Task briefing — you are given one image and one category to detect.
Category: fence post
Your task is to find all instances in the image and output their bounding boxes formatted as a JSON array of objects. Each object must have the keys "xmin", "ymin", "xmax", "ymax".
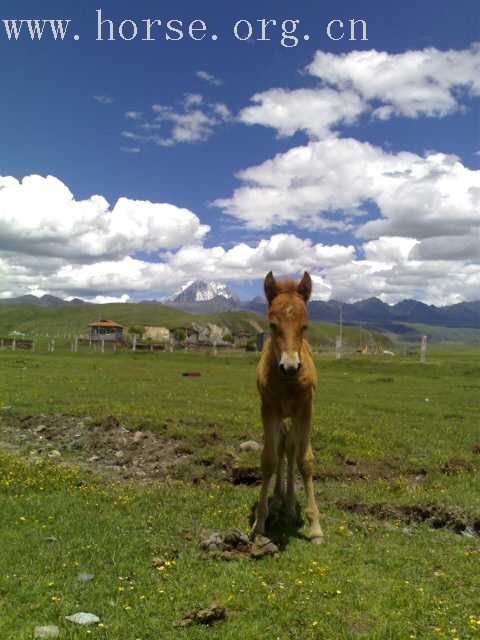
[
  {"xmin": 420, "ymin": 335, "xmax": 427, "ymax": 363},
  {"xmin": 101, "ymin": 339, "xmax": 105, "ymax": 354},
  {"xmin": 335, "ymin": 336, "xmax": 342, "ymax": 360},
  {"xmin": 74, "ymin": 336, "xmax": 78, "ymax": 353},
  {"xmin": 132, "ymin": 335, "xmax": 137, "ymax": 352},
  {"xmin": 213, "ymin": 340, "xmax": 217, "ymax": 356}
]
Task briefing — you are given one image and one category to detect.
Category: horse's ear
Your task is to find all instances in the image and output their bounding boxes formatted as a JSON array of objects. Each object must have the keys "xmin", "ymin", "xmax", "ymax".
[
  {"xmin": 264, "ymin": 271, "xmax": 278, "ymax": 305},
  {"xmin": 297, "ymin": 271, "xmax": 312, "ymax": 302}
]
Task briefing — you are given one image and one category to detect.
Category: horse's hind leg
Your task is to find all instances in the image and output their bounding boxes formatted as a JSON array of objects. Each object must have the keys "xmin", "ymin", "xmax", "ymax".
[{"xmin": 252, "ymin": 404, "xmax": 278, "ymax": 537}]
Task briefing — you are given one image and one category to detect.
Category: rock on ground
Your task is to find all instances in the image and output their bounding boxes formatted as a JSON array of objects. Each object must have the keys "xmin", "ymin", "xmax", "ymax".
[
  {"xmin": 34, "ymin": 626, "xmax": 59, "ymax": 639},
  {"xmin": 65, "ymin": 612, "xmax": 100, "ymax": 625},
  {"xmin": 239, "ymin": 440, "xmax": 261, "ymax": 453}
]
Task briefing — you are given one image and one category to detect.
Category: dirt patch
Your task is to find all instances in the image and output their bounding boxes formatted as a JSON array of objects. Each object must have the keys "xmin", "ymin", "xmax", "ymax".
[
  {"xmin": 338, "ymin": 501, "xmax": 480, "ymax": 537},
  {"xmin": 0, "ymin": 413, "xmax": 197, "ymax": 482},
  {"xmin": 317, "ymin": 457, "xmax": 427, "ymax": 484},
  {"xmin": 440, "ymin": 458, "xmax": 474, "ymax": 475},
  {"xmin": 231, "ymin": 456, "xmax": 427, "ymax": 487}
]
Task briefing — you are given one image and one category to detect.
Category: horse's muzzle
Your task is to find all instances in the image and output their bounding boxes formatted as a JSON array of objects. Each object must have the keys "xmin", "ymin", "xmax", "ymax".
[{"xmin": 279, "ymin": 351, "xmax": 301, "ymax": 376}]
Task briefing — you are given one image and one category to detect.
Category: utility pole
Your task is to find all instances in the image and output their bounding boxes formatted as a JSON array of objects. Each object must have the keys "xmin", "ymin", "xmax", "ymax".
[{"xmin": 336, "ymin": 302, "xmax": 343, "ymax": 360}]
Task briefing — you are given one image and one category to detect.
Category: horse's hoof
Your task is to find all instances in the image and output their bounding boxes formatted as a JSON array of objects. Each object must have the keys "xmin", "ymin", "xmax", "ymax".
[{"xmin": 311, "ymin": 535, "xmax": 325, "ymax": 545}]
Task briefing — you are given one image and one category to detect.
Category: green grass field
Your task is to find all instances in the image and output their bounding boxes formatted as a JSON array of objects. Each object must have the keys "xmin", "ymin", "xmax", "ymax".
[{"xmin": 0, "ymin": 349, "xmax": 479, "ymax": 639}]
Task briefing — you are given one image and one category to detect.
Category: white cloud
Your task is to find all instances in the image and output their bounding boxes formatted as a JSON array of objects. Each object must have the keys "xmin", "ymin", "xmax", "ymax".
[
  {"xmin": 66, "ymin": 293, "xmax": 131, "ymax": 304},
  {"xmin": 196, "ymin": 70, "xmax": 222, "ymax": 86},
  {"xmin": 93, "ymin": 95, "xmax": 114, "ymax": 105},
  {"xmin": 123, "ymin": 95, "xmax": 231, "ymax": 148},
  {"xmin": 0, "ymin": 174, "xmax": 209, "ymax": 260},
  {"xmin": 215, "ymin": 137, "xmax": 480, "ymax": 239},
  {"xmin": 125, "ymin": 111, "xmax": 143, "ymax": 120},
  {"xmin": 307, "ymin": 43, "xmax": 480, "ymax": 119},
  {"xmin": 239, "ymin": 87, "xmax": 365, "ymax": 138}
]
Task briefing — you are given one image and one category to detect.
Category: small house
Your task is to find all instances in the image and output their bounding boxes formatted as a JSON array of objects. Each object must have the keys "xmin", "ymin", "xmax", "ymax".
[
  {"xmin": 88, "ymin": 320, "xmax": 123, "ymax": 341},
  {"xmin": 143, "ymin": 325, "xmax": 170, "ymax": 342}
]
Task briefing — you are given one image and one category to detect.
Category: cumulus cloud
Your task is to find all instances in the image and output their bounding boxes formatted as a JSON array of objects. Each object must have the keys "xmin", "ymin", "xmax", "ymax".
[
  {"xmin": 307, "ymin": 43, "xmax": 480, "ymax": 119},
  {"xmin": 239, "ymin": 88, "xmax": 365, "ymax": 138},
  {"xmin": 215, "ymin": 138, "xmax": 480, "ymax": 239},
  {"xmin": 123, "ymin": 94, "xmax": 231, "ymax": 147},
  {"xmin": 236, "ymin": 44, "xmax": 480, "ymax": 146},
  {"xmin": 410, "ymin": 232, "xmax": 480, "ymax": 261},
  {"xmin": 0, "ymin": 174, "xmax": 209, "ymax": 260}
]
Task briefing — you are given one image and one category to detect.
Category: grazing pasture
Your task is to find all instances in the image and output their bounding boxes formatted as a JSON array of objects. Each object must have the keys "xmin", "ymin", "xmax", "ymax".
[{"xmin": 0, "ymin": 349, "xmax": 479, "ymax": 639}]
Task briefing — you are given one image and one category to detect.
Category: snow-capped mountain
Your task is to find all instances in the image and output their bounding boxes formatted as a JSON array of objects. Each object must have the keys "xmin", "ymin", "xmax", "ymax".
[{"xmin": 170, "ymin": 280, "xmax": 237, "ymax": 303}]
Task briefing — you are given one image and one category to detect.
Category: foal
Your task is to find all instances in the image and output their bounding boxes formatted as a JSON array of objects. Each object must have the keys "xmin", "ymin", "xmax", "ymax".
[{"xmin": 253, "ymin": 271, "xmax": 324, "ymax": 544}]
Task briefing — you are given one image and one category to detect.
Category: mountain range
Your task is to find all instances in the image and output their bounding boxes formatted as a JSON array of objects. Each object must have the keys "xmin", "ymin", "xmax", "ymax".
[{"xmin": 1, "ymin": 282, "xmax": 479, "ymax": 329}]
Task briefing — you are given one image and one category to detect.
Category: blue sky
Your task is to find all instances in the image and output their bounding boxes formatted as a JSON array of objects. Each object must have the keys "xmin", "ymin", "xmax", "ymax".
[{"xmin": 0, "ymin": 0, "xmax": 479, "ymax": 303}]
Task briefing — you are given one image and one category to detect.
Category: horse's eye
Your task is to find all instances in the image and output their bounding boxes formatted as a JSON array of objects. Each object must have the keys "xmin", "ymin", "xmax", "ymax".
[
  {"xmin": 303, "ymin": 324, "xmax": 309, "ymax": 331},
  {"xmin": 269, "ymin": 323, "xmax": 277, "ymax": 331}
]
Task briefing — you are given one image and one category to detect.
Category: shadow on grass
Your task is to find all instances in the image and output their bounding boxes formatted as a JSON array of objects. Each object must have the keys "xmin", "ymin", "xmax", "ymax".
[{"xmin": 249, "ymin": 497, "xmax": 309, "ymax": 550}]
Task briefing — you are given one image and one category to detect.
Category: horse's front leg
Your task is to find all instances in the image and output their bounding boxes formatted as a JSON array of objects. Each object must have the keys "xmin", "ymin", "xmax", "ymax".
[
  {"xmin": 285, "ymin": 429, "xmax": 297, "ymax": 521},
  {"xmin": 252, "ymin": 403, "xmax": 279, "ymax": 537},
  {"xmin": 294, "ymin": 403, "xmax": 324, "ymax": 544},
  {"xmin": 273, "ymin": 425, "xmax": 286, "ymax": 505}
]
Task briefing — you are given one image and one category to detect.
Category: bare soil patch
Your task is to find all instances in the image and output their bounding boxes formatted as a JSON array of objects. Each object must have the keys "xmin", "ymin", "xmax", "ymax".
[
  {"xmin": 0, "ymin": 413, "xmax": 199, "ymax": 482},
  {"xmin": 338, "ymin": 501, "xmax": 480, "ymax": 537}
]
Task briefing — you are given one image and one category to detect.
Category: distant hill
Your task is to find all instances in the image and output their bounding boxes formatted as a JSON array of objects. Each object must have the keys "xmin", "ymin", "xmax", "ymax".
[
  {"xmin": 242, "ymin": 297, "xmax": 480, "ymax": 329},
  {"xmin": 0, "ymin": 301, "xmax": 393, "ymax": 350},
  {"xmin": 1, "ymin": 291, "xmax": 478, "ymax": 342}
]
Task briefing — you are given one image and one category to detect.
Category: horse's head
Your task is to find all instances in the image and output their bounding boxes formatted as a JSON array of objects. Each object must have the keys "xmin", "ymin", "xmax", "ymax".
[{"xmin": 264, "ymin": 271, "xmax": 312, "ymax": 377}]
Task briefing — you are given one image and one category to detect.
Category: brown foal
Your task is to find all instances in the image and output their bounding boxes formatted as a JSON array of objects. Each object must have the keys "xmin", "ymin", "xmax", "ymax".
[{"xmin": 252, "ymin": 271, "xmax": 324, "ymax": 544}]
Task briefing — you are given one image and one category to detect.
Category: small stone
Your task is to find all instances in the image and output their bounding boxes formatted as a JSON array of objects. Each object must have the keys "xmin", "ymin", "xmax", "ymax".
[
  {"xmin": 239, "ymin": 440, "xmax": 261, "ymax": 453},
  {"xmin": 462, "ymin": 527, "xmax": 475, "ymax": 538},
  {"xmin": 34, "ymin": 625, "xmax": 59, "ymax": 638},
  {"xmin": 34, "ymin": 425, "xmax": 47, "ymax": 434},
  {"xmin": 132, "ymin": 431, "xmax": 145, "ymax": 444},
  {"xmin": 88, "ymin": 455, "xmax": 100, "ymax": 462},
  {"xmin": 114, "ymin": 450, "xmax": 124, "ymax": 459},
  {"xmin": 77, "ymin": 572, "xmax": 95, "ymax": 583},
  {"xmin": 43, "ymin": 536, "xmax": 58, "ymax": 543},
  {"xmin": 65, "ymin": 612, "xmax": 100, "ymax": 625},
  {"xmin": 48, "ymin": 450, "xmax": 61, "ymax": 458}
]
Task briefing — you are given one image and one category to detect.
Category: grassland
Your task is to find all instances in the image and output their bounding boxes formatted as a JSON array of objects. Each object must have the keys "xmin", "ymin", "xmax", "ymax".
[{"xmin": 0, "ymin": 348, "xmax": 479, "ymax": 639}]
